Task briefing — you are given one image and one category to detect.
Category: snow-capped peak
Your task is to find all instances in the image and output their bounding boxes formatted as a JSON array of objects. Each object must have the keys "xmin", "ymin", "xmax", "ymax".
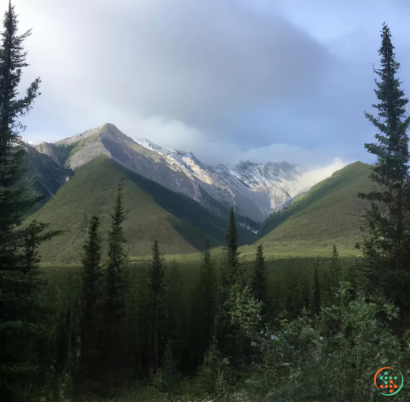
[{"xmin": 135, "ymin": 138, "xmax": 174, "ymax": 155}]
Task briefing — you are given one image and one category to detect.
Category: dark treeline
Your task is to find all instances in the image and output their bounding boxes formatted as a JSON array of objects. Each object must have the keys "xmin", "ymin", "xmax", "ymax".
[{"xmin": 1, "ymin": 2, "xmax": 410, "ymax": 401}]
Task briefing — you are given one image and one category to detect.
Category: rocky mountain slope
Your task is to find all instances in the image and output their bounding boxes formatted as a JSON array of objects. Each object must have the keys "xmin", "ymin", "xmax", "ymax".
[
  {"xmin": 24, "ymin": 145, "xmax": 73, "ymax": 211},
  {"xmin": 34, "ymin": 123, "xmax": 320, "ymax": 223}
]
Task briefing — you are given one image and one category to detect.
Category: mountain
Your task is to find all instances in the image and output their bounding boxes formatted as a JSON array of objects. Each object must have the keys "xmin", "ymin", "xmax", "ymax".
[
  {"xmin": 252, "ymin": 162, "xmax": 373, "ymax": 255},
  {"xmin": 33, "ymin": 123, "xmax": 315, "ymax": 223},
  {"xmin": 27, "ymin": 155, "xmax": 256, "ymax": 263},
  {"xmin": 26, "ymin": 124, "xmax": 373, "ymax": 260}
]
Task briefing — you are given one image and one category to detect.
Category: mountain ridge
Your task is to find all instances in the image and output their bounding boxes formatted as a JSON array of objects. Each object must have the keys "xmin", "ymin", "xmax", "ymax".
[{"xmin": 34, "ymin": 123, "xmax": 335, "ymax": 222}]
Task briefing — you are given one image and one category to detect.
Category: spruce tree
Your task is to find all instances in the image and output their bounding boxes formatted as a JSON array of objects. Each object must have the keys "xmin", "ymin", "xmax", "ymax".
[
  {"xmin": 0, "ymin": 3, "xmax": 58, "ymax": 400},
  {"xmin": 221, "ymin": 207, "xmax": 241, "ymax": 289},
  {"xmin": 329, "ymin": 245, "xmax": 341, "ymax": 281},
  {"xmin": 359, "ymin": 24, "xmax": 410, "ymax": 303},
  {"xmin": 79, "ymin": 216, "xmax": 102, "ymax": 382},
  {"xmin": 0, "ymin": 1, "xmax": 42, "ymax": 269},
  {"xmin": 312, "ymin": 262, "xmax": 321, "ymax": 316},
  {"xmin": 190, "ymin": 240, "xmax": 217, "ymax": 368},
  {"xmin": 215, "ymin": 209, "xmax": 260, "ymax": 377},
  {"xmin": 103, "ymin": 180, "xmax": 127, "ymax": 378},
  {"xmin": 148, "ymin": 239, "xmax": 167, "ymax": 376},
  {"xmin": 252, "ymin": 244, "xmax": 269, "ymax": 318}
]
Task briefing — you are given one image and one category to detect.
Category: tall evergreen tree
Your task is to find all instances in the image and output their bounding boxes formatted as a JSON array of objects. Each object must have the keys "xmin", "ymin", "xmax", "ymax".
[
  {"xmin": 102, "ymin": 180, "xmax": 128, "ymax": 378},
  {"xmin": 190, "ymin": 240, "xmax": 218, "ymax": 368},
  {"xmin": 221, "ymin": 207, "xmax": 241, "ymax": 289},
  {"xmin": 0, "ymin": 4, "xmax": 58, "ymax": 400},
  {"xmin": 148, "ymin": 239, "xmax": 167, "ymax": 376},
  {"xmin": 252, "ymin": 244, "xmax": 269, "ymax": 318},
  {"xmin": 215, "ymin": 209, "xmax": 260, "ymax": 377},
  {"xmin": 312, "ymin": 262, "xmax": 321, "ymax": 316},
  {"xmin": 79, "ymin": 216, "xmax": 103, "ymax": 382},
  {"xmin": 0, "ymin": 1, "xmax": 41, "ymax": 269},
  {"xmin": 329, "ymin": 245, "xmax": 341, "ymax": 281},
  {"xmin": 359, "ymin": 24, "xmax": 410, "ymax": 304}
]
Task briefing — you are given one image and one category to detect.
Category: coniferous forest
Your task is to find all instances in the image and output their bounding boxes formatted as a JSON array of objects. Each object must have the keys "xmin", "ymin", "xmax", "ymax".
[{"xmin": 1, "ymin": 2, "xmax": 410, "ymax": 402}]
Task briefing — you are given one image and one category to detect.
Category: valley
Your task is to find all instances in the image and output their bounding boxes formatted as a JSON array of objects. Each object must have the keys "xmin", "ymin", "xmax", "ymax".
[{"xmin": 27, "ymin": 123, "xmax": 370, "ymax": 263}]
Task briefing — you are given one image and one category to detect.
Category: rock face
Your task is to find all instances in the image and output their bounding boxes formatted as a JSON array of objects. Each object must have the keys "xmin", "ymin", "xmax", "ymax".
[
  {"xmin": 25, "ymin": 145, "xmax": 74, "ymax": 209},
  {"xmin": 34, "ymin": 123, "xmax": 312, "ymax": 222}
]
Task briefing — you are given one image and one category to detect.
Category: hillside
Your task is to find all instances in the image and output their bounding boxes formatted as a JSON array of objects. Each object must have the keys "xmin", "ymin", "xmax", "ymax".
[
  {"xmin": 28, "ymin": 156, "xmax": 256, "ymax": 263},
  {"xmin": 246, "ymin": 162, "xmax": 374, "ymax": 256}
]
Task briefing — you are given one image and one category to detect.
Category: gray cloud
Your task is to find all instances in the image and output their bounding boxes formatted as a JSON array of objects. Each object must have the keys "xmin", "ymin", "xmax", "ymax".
[{"xmin": 8, "ymin": 0, "xmax": 410, "ymax": 166}]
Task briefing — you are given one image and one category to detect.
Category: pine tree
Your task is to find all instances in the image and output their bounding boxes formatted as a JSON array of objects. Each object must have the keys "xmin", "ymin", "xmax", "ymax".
[
  {"xmin": 79, "ymin": 216, "xmax": 103, "ymax": 382},
  {"xmin": 0, "ymin": 1, "xmax": 42, "ymax": 269},
  {"xmin": 329, "ymin": 245, "xmax": 341, "ymax": 281},
  {"xmin": 0, "ymin": 4, "xmax": 58, "ymax": 400},
  {"xmin": 312, "ymin": 261, "xmax": 321, "ymax": 316},
  {"xmin": 148, "ymin": 239, "xmax": 167, "ymax": 376},
  {"xmin": 215, "ymin": 209, "xmax": 260, "ymax": 377},
  {"xmin": 102, "ymin": 180, "xmax": 128, "ymax": 378},
  {"xmin": 190, "ymin": 240, "xmax": 217, "ymax": 368},
  {"xmin": 359, "ymin": 24, "xmax": 410, "ymax": 302},
  {"xmin": 252, "ymin": 244, "xmax": 269, "ymax": 318},
  {"xmin": 221, "ymin": 207, "xmax": 241, "ymax": 289}
]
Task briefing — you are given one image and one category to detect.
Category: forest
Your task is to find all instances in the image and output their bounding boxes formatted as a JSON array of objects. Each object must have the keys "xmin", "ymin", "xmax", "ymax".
[{"xmin": 1, "ymin": 2, "xmax": 410, "ymax": 401}]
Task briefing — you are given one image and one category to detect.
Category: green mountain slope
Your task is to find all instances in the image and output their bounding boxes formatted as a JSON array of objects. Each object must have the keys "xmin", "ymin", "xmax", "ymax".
[
  {"xmin": 28, "ymin": 156, "xmax": 255, "ymax": 263},
  {"xmin": 248, "ymin": 162, "xmax": 374, "ymax": 256}
]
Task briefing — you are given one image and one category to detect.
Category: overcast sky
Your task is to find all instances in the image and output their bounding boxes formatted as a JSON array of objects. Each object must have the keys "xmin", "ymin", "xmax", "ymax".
[{"xmin": 5, "ymin": 0, "xmax": 410, "ymax": 167}]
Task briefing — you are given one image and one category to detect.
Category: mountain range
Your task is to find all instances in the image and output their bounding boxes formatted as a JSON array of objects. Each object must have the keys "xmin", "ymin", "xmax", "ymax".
[
  {"xmin": 32, "ymin": 123, "xmax": 316, "ymax": 223},
  {"xmin": 25, "ymin": 123, "xmax": 373, "ymax": 262}
]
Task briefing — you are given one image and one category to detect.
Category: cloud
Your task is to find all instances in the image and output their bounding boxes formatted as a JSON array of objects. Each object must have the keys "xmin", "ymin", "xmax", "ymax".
[
  {"xmin": 295, "ymin": 158, "xmax": 348, "ymax": 193},
  {"xmin": 121, "ymin": 115, "xmax": 345, "ymax": 167},
  {"xmin": 15, "ymin": 0, "xmax": 330, "ymax": 150},
  {"xmin": 11, "ymin": 0, "xmax": 410, "ymax": 167}
]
